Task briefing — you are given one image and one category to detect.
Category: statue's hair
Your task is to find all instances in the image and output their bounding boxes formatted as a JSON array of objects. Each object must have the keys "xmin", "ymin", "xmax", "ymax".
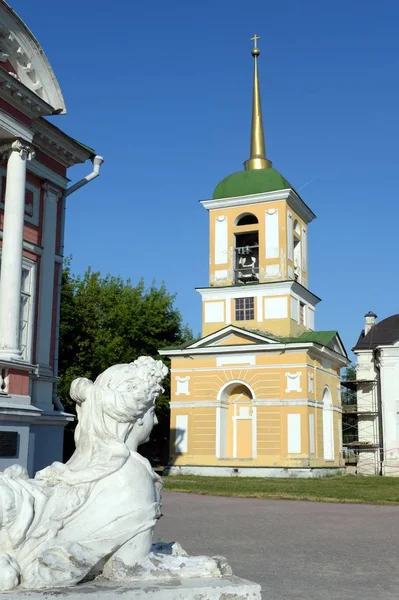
[{"xmin": 70, "ymin": 356, "xmax": 168, "ymax": 423}]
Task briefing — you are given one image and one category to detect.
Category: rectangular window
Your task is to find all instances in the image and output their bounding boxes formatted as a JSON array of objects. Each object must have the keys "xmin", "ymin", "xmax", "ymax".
[
  {"xmin": 0, "ymin": 257, "xmax": 35, "ymax": 362},
  {"xmin": 19, "ymin": 263, "xmax": 35, "ymax": 362},
  {"xmin": 235, "ymin": 297, "xmax": 254, "ymax": 321}
]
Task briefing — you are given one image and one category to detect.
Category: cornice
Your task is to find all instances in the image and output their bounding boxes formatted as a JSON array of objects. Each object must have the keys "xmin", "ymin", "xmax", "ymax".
[
  {"xmin": 0, "ymin": 68, "xmax": 54, "ymax": 117},
  {"xmin": 200, "ymin": 188, "xmax": 316, "ymax": 224},
  {"xmin": 196, "ymin": 280, "xmax": 321, "ymax": 307},
  {"xmin": 160, "ymin": 341, "xmax": 348, "ymax": 365},
  {"xmin": 32, "ymin": 119, "xmax": 93, "ymax": 167}
]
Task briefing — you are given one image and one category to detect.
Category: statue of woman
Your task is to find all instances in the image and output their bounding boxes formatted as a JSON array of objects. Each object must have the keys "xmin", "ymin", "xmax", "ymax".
[{"xmin": 0, "ymin": 357, "xmax": 168, "ymax": 590}]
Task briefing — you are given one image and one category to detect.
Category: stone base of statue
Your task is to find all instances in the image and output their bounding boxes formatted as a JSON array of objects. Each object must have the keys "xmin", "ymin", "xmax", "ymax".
[{"xmin": 7, "ymin": 576, "xmax": 261, "ymax": 600}]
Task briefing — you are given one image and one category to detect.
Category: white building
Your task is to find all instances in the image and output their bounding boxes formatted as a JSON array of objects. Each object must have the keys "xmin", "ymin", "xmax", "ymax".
[
  {"xmin": 0, "ymin": 2, "xmax": 102, "ymax": 474},
  {"xmin": 352, "ymin": 312, "xmax": 399, "ymax": 475}
]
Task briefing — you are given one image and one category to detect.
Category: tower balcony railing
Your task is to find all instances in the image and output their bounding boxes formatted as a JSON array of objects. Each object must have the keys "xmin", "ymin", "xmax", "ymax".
[{"xmin": 234, "ymin": 267, "xmax": 259, "ymax": 284}]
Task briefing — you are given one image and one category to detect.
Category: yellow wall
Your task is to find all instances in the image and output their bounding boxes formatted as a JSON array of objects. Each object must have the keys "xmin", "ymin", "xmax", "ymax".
[
  {"xmin": 208, "ymin": 201, "xmax": 307, "ymax": 288},
  {"xmin": 169, "ymin": 347, "xmax": 344, "ymax": 470},
  {"xmin": 201, "ymin": 296, "xmax": 312, "ymax": 338}
]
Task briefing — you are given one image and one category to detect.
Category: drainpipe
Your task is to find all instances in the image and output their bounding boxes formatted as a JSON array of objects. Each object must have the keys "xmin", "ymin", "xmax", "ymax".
[
  {"xmin": 52, "ymin": 155, "xmax": 104, "ymax": 412},
  {"xmin": 373, "ymin": 348, "xmax": 384, "ymax": 476},
  {"xmin": 65, "ymin": 155, "xmax": 104, "ymax": 197}
]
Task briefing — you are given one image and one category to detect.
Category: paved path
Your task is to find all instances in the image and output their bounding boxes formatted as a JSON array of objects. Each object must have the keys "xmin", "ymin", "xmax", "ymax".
[{"xmin": 155, "ymin": 492, "xmax": 399, "ymax": 600}]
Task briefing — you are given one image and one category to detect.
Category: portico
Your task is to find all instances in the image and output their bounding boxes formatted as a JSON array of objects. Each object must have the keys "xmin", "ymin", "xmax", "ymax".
[{"xmin": 0, "ymin": 2, "xmax": 103, "ymax": 474}]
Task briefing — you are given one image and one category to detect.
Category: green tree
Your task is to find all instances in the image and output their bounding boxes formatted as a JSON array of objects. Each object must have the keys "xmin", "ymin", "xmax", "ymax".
[{"xmin": 58, "ymin": 260, "xmax": 192, "ymax": 462}]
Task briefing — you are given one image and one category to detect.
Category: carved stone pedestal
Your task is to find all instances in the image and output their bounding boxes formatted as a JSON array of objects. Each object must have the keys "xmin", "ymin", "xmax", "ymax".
[{"xmin": 7, "ymin": 576, "xmax": 262, "ymax": 600}]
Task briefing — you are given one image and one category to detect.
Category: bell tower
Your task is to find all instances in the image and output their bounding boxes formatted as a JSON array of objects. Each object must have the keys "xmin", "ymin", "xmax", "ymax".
[{"xmin": 198, "ymin": 36, "xmax": 320, "ymax": 338}]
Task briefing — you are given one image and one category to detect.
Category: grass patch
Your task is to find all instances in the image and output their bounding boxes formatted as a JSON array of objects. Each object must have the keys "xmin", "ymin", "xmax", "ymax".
[{"xmin": 163, "ymin": 474, "xmax": 399, "ymax": 505}]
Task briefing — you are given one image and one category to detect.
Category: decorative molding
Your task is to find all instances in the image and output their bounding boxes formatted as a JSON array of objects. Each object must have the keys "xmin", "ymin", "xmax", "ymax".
[
  {"xmin": 175, "ymin": 376, "xmax": 190, "ymax": 396},
  {"xmin": 287, "ymin": 413, "xmax": 301, "ymax": 454},
  {"xmin": 204, "ymin": 301, "xmax": 225, "ymax": 324},
  {"xmin": 28, "ymin": 159, "xmax": 68, "ymax": 190},
  {"xmin": 264, "ymin": 297, "xmax": 287, "ymax": 320},
  {"xmin": 285, "ymin": 372, "xmax": 302, "ymax": 393},
  {"xmin": 0, "ymin": 139, "xmax": 35, "ymax": 160},
  {"xmin": 308, "ymin": 372, "xmax": 314, "ymax": 394},
  {"xmin": 216, "ymin": 354, "xmax": 255, "ymax": 366},
  {"xmin": 0, "ymin": 68, "xmax": 53, "ymax": 117},
  {"xmin": 0, "ymin": 111, "xmax": 33, "ymax": 142},
  {"xmin": 0, "ymin": 5, "xmax": 66, "ymax": 113},
  {"xmin": 198, "ymin": 280, "xmax": 321, "ymax": 307},
  {"xmin": 32, "ymin": 120, "xmax": 92, "ymax": 167},
  {"xmin": 213, "ymin": 269, "xmax": 228, "ymax": 282},
  {"xmin": 201, "ymin": 188, "xmax": 316, "ymax": 224},
  {"xmin": 214, "ymin": 215, "xmax": 228, "ymax": 265}
]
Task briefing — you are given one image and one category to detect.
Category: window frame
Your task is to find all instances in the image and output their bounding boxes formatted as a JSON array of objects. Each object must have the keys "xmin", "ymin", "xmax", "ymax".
[
  {"xmin": 235, "ymin": 296, "xmax": 255, "ymax": 321},
  {"xmin": 0, "ymin": 252, "xmax": 36, "ymax": 363}
]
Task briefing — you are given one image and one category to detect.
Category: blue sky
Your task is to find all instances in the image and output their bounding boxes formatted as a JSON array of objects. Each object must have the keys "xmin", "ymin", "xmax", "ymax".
[{"xmin": 15, "ymin": 0, "xmax": 399, "ymax": 359}]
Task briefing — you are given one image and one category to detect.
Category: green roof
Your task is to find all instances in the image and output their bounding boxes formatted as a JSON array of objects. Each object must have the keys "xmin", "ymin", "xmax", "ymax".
[
  {"xmin": 277, "ymin": 331, "xmax": 339, "ymax": 346},
  {"xmin": 243, "ymin": 328, "xmax": 339, "ymax": 348},
  {"xmin": 213, "ymin": 168, "xmax": 293, "ymax": 200}
]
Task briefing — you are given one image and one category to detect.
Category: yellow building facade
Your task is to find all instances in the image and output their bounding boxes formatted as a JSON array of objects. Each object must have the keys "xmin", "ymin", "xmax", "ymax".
[{"xmin": 160, "ymin": 38, "xmax": 348, "ymax": 476}]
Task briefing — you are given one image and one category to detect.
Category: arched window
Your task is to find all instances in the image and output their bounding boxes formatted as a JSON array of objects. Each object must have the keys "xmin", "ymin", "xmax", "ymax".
[
  {"xmin": 234, "ymin": 215, "xmax": 259, "ymax": 283},
  {"xmin": 217, "ymin": 381, "xmax": 255, "ymax": 459},
  {"xmin": 235, "ymin": 213, "xmax": 259, "ymax": 226},
  {"xmin": 293, "ymin": 220, "xmax": 301, "ymax": 283}
]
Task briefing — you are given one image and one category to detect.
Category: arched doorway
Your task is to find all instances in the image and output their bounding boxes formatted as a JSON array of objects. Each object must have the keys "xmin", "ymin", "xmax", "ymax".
[
  {"xmin": 322, "ymin": 386, "xmax": 334, "ymax": 460},
  {"xmin": 217, "ymin": 381, "xmax": 255, "ymax": 459}
]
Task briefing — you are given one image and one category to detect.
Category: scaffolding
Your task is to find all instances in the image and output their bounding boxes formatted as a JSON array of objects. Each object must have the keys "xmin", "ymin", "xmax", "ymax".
[{"xmin": 341, "ymin": 378, "xmax": 382, "ymax": 475}]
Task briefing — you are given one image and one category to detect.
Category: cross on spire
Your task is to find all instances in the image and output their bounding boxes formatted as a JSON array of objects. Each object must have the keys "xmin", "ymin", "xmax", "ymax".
[{"xmin": 251, "ymin": 34, "xmax": 261, "ymax": 50}]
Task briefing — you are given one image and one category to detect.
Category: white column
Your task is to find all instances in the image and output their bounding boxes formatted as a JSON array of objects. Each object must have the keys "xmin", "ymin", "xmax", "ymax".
[
  {"xmin": 36, "ymin": 183, "xmax": 60, "ymax": 371},
  {"xmin": 0, "ymin": 140, "xmax": 34, "ymax": 361}
]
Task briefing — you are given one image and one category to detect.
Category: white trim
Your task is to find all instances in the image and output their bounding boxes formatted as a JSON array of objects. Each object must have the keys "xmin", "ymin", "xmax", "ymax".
[
  {"xmin": 28, "ymin": 160, "xmax": 68, "ymax": 190},
  {"xmin": 214, "ymin": 215, "xmax": 228, "ymax": 265},
  {"xmin": 265, "ymin": 208, "xmax": 279, "ymax": 258},
  {"xmin": 309, "ymin": 413, "xmax": 315, "ymax": 454},
  {"xmin": 187, "ymin": 324, "xmax": 279, "ymax": 348},
  {"xmin": 0, "ymin": 111, "xmax": 34, "ymax": 142},
  {"xmin": 175, "ymin": 414, "xmax": 188, "ymax": 453},
  {"xmin": 287, "ymin": 414, "xmax": 301, "ymax": 454},
  {"xmin": 215, "ymin": 405, "xmax": 221, "ymax": 458},
  {"xmin": 233, "ymin": 403, "xmax": 237, "ymax": 458},
  {"xmin": 217, "ymin": 379, "xmax": 256, "ymax": 401},
  {"xmin": 161, "ymin": 341, "xmax": 348, "ymax": 366},
  {"xmin": 0, "ymin": 3, "xmax": 66, "ymax": 112},
  {"xmin": 252, "ymin": 406, "xmax": 257, "ymax": 459},
  {"xmin": 170, "ymin": 399, "xmax": 342, "ymax": 410},
  {"xmin": 197, "ymin": 280, "xmax": 320, "ymax": 307},
  {"xmin": 21, "ymin": 256, "xmax": 36, "ymax": 363},
  {"xmin": 171, "ymin": 364, "xmax": 340, "ymax": 377},
  {"xmin": 36, "ymin": 184, "xmax": 59, "ymax": 370},
  {"xmin": 287, "ymin": 211, "xmax": 293, "ymax": 261},
  {"xmin": 216, "ymin": 354, "xmax": 256, "ymax": 366},
  {"xmin": 201, "ymin": 188, "xmax": 316, "ymax": 224}
]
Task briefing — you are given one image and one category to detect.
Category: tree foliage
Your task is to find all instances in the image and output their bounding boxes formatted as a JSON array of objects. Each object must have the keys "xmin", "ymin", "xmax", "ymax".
[{"xmin": 58, "ymin": 260, "xmax": 192, "ymax": 462}]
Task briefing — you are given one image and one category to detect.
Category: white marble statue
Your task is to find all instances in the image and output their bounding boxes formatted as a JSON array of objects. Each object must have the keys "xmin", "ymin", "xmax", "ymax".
[{"xmin": 0, "ymin": 357, "xmax": 227, "ymax": 592}]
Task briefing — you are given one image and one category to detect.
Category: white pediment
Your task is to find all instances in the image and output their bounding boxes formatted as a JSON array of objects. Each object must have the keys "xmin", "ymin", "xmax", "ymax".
[
  {"xmin": 186, "ymin": 325, "xmax": 278, "ymax": 349},
  {"xmin": 0, "ymin": 3, "xmax": 66, "ymax": 112}
]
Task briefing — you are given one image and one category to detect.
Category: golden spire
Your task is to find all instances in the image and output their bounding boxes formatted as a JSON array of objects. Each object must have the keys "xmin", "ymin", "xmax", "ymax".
[{"xmin": 244, "ymin": 34, "xmax": 272, "ymax": 170}]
